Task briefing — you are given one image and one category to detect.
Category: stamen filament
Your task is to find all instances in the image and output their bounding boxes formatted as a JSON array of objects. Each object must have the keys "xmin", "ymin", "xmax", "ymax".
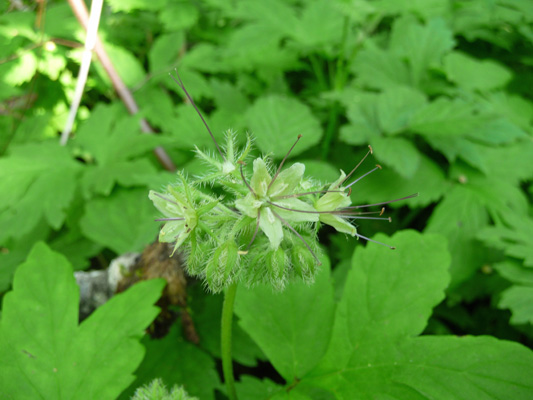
[
  {"xmin": 267, "ymin": 135, "xmax": 302, "ymax": 191},
  {"xmin": 345, "ymin": 165, "xmax": 382, "ymax": 189},
  {"xmin": 170, "ymin": 71, "xmax": 226, "ymax": 161},
  {"xmin": 346, "ymin": 193, "xmax": 419, "ymax": 209},
  {"xmin": 270, "ymin": 209, "xmax": 321, "ymax": 265},
  {"xmin": 153, "ymin": 192, "xmax": 179, "ymax": 205},
  {"xmin": 337, "ymin": 145, "xmax": 373, "ymax": 187},
  {"xmin": 355, "ymin": 232, "xmax": 395, "ymax": 250},
  {"xmin": 340, "ymin": 216, "xmax": 392, "ymax": 222},
  {"xmin": 272, "ymin": 189, "xmax": 344, "ymax": 200},
  {"xmin": 238, "ymin": 161, "xmax": 256, "ymax": 196}
]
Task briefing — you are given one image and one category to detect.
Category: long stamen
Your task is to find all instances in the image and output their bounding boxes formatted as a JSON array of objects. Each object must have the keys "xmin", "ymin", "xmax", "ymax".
[
  {"xmin": 153, "ymin": 192, "xmax": 179, "ymax": 205},
  {"xmin": 355, "ymin": 232, "xmax": 395, "ymax": 250},
  {"xmin": 336, "ymin": 145, "xmax": 373, "ymax": 188},
  {"xmin": 169, "ymin": 70, "xmax": 226, "ymax": 161},
  {"xmin": 270, "ymin": 209, "xmax": 321, "ymax": 265},
  {"xmin": 246, "ymin": 210, "xmax": 261, "ymax": 251},
  {"xmin": 268, "ymin": 201, "xmax": 391, "ymax": 221},
  {"xmin": 155, "ymin": 217, "xmax": 186, "ymax": 221},
  {"xmin": 345, "ymin": 165, "xmax": 382, "ymax": 189},
  {"xmin": 272, "ymin": 189, "xmax": 344, "ymax": 200},
  {"xmin": 339, "ymin": 216, "xmax": 392, "ymax": 222},
  {"xmin": 345, "ymin": 208, "xmax": 386, "ymax": 216},
  {"xmin": 238, "ymin": 161, "xmax": 256, "ymax": 196},
  {"xmin": 346, "ymin": 193, "xmax": 419, "ymax": 209},
  {"xmin": 267, "ymin": 135, "xmax": 302, "ymax": 191}
]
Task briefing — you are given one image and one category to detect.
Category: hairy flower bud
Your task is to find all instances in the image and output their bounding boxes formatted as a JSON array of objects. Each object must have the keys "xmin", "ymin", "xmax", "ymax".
[
  {"xmin": 205, "ymin": 240, "xmax": 240, "ymax": 292},
  {"xmin": 266, "ymin": 247, "xmax": 288, "ymax": 290},
  {"xmin": 291, "ymin": 245, "xmax": 318, "ymax": 283}
]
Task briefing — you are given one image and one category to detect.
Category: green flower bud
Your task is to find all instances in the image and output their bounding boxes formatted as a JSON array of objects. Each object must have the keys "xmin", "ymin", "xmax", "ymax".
[
  {"xmin": 291, "ymin": 245, "xmax": 318, "ymax": 283},
  {"xmin": 205, "ymin": 240, "xmax": 240, "ymax": 292},
  {"xmin": 266, "ymin": 247, "xmax": 288, "ymax": 290}
]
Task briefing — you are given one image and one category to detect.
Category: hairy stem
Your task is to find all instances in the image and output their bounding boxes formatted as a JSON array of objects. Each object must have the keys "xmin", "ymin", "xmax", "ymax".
[{"xmin": 221, "ymin": 282, "xmax": 238, "ymax": 400}]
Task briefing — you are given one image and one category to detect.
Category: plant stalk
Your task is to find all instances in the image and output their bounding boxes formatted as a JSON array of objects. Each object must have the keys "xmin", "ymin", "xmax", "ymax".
[{"xmin": 221, "ymin": 282, "xmax": 238, "ymax": 400}]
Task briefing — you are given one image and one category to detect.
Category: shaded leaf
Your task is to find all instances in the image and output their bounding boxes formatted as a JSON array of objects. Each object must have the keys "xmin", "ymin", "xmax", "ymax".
[
  {"xmin": 0, "ymin": 141, "xmax": 80, "ymax": 241},
  {"xmin": 119, "ymin": 324, "xmax": 220, "ymax": 400},
  {"xmin": 0, "ymin": 242, "xmax": 165, "ymax": 399},
  {"xmin": 444, "ymin": 51, "xmax": 513, "ymax": 91},
  {"xmin": 235, "ymin": 256, "xmax": 335, "ymax": 381},
  {"xmin": 80, "ymin": 189, "xmax": 160, "ymax": 254},
  {"xmin": 245, "ymin": 95, "xmax": 322, "ymax": 158}
]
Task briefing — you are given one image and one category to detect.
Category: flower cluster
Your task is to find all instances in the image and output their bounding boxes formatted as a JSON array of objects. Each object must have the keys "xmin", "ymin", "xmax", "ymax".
[{"xmin": 150, "ymin": 73, "xmax": 417, "ymax": 292}]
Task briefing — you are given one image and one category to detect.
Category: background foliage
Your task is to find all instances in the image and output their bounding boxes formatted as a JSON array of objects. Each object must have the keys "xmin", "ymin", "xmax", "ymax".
[{"xmin": 1, "ymin": 0, "xmax": 533, "ymax": 399}]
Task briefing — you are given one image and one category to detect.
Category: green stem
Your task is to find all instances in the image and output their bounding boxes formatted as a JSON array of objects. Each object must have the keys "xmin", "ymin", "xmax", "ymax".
[
  {"xmin": 309, "ymin": 54, "xmax": 328, "ymax": 91},
  {"xmin": 221, "ymin": 282, "xmax": 238, "ymax": 400}
]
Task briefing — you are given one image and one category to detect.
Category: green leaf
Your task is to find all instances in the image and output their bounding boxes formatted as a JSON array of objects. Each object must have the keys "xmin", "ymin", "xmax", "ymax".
[
  {"xmin": 348, "ymin": 152, "xmax": 448, "ymax": 208},
  {"xmin": 374, "ymin": 0, "xmax": 450, "ymax": 20},
  {"xmin": 0, "ymin": 242, "xmax": 165, "ymax": 399},
  {"xmin": 74, "ymin": 104, "xmax": 168, "ymax": 196},
  {"xmin": 494, "ymin": 261, "xmax": 533, "ymax": 286},
  {"xmin": 165, "ymin": 102, "xmax": 224, "ymax": 151},
  {"xmin": 119, "ymin": 324, "xmax": 220, "ymax": 400},
  {"xmin": 49, "ymin": 228, "xmax": 102, "ymax": 270},
  {"xmin": 235, "ymin": 376, "xmax": 285, "ymax": 400},
  {"xmin": 0, "ymin": 51, "xmax": 38, "ymax": 86},
  {"xmin": 410, "ymin": 97, "xmax": 494, "ymax": 137},
  {"xmin": 500, "ymin": 286, "xmax": 533, "ymax": 325},
  {"xmin": 318, "ymin": 231, "xmax": 450, "ymax": 370},
  {"xmin": 426, "ymin": 184, "xmax": 490, "ymax": 288},
  {"xmin": 233, "ymin": 0, "xmax": 298, "ymax": 35},
  {"xmin": 369, "ymin": 136, "xmax": 421, "ymax": 179},
  {"xmin": 106, "ymin": 0, "xmax": 165, "ymax": 12},
  {"xmin": 351, "ymin": 42, "xmax": 412, "ymax": 90},
  {"xmin": 0, "ymin": 141, "xmax": 80, "ymax": 241},
  {"xmin": 245, "ymin": 95, "xmax": 322, "ymax": 158},
  {"xmin": 159, "ymin": 1, "xmax": 199, "ymax": 31},
  {"xmin": 235, "ymin": 255, "xmax": 335, "ymax": 381},
  {"xmin": 375, "ymin": 86, "xmax": 427, "ymax": 135},
  {"xmin": 210, "ymin": 78, "xmax": 250, "ymax": 115},
  {"xmin": 477, "ymin": 213, "xmax": 533, "ymax": 267},
  {"xmin": 80, "ymin": 188, "xmax": 160, "ymax": 254},
  {"xmin": 0, "ymin": 220, "xmax": 50, "ymax": 293},
  {"xmin": 302, "ymin": 231, "xmax": 533, "ymax": 399},
  {"xmin": 288, "ymin": 0, "xmax": 344, "ymax": 49},
  {"xmin": 313, "ymin": 336, "xmax": 533, "ymax": 399},
  {"xmin": 97, "ymin": 43, "xmax": 145, "ymax": 88},
  {"xmin": 339, "ymin": 87, "xmax": 427, "ymax": 142},
  {"xmin": 389, "ymin": 16, "xmax": 455, "ymax": 86},
  {"xmin": 149, "ymin": 31, "xmax": 185, "ymax": 73},
  {"xmin": 444, "ymin": 51, "xmax": 513, "ymax": 91}
]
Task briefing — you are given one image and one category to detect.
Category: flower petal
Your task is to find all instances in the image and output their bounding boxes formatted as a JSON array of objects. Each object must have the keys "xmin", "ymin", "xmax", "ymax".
[
  {"xmin": 259, "ymin": 207, "xmax": 284, "ymax": 249},
  {"xmin": 316, "ymin": 191, "xmax": 351, "ymax": 211},
  {"xmin": 250, "ymin": 158, "xmax": 272, "ymax": 197},
  {"xmin": 269, "ymin": 162, "xmax": 305, "ymax": 197},
  {"xmin": 159, "ymin": 220, "xmax": 186, "ymax": 243},
  {"xmin": 272, "ymin": 198, "xmax": 319, "ymax": 222},
  {"xmin": 319, "ymin": 214, "xmax": 357, "ymax": 236},
  {"xmin": 235, "ymin": 194, "xmax": 262, "ymax": 218},
  {"xmin": 149, "ymin": 190, "xmax": 183, "ymax": 217}
]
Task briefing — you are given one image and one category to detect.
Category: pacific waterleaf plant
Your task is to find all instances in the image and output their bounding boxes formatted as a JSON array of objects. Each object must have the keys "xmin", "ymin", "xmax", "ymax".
[{"xmin": 150, "ymin": 73, "xmax": 417, "ymax": 399}]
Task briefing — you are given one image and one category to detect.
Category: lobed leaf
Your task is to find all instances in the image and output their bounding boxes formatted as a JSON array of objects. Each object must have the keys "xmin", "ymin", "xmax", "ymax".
[{"xmin": 0, "ymin": 242, "xmax": 165, "ymax": 400}]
